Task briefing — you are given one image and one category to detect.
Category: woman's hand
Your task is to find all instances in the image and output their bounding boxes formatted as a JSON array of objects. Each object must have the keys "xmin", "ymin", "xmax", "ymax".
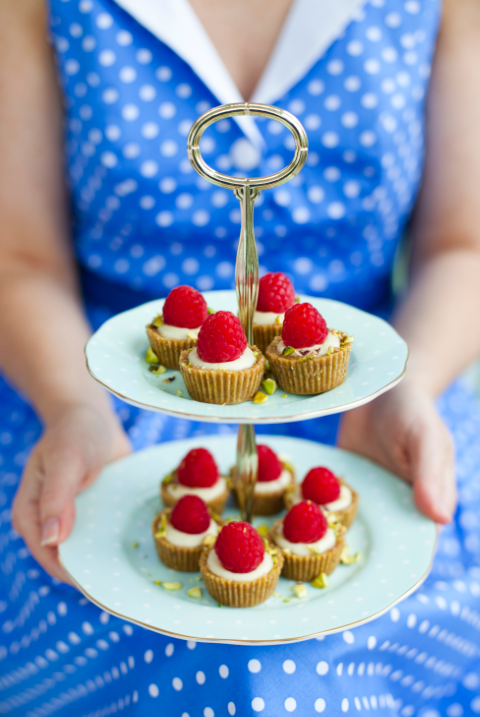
[
  {"xmin": 12, "ymin": 403, "xmax": 131, "ymax": 583},
  {"xmin": 337, "ymin": 379, "xmax": 456, "ymax": 524}
]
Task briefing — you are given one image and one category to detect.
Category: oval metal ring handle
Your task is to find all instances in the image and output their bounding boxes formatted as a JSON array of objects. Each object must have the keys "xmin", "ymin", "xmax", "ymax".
[{"xmin": 187, "ymin": 102, "xmax": 308, "ymax": 190}]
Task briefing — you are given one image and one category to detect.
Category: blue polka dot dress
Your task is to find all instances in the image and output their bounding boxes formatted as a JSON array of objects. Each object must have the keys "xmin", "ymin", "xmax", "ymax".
[{"xmin": 1, "ymin": 0, "xmax": 480, "ymax": 714}]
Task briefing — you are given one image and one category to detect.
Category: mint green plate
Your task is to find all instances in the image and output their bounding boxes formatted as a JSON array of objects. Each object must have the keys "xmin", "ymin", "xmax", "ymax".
[
  {"xmin": 59, "ymin": 435, "xmax": 436, "ymax": 645},
  {"xmin": 85, "ymin": 291, "xmax": 408, "ymax": 424}
]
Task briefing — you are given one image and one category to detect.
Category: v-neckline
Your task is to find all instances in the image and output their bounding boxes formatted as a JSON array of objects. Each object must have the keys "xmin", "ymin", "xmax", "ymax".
[{"xmin": 112, "ymin": 0, "xmax": 368, "ymax": 147}]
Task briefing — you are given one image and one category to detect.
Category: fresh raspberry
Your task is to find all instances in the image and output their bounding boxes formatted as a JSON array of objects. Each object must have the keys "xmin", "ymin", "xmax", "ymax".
[
  {"xmin": 177, "ymin": 448, "xmax": 219, "ymax": 488},
  {"xmin": 162, "ymin": 285, "xmax": 208, "ymax": 329},
  {"xmin": 257, "ymin": 444, "xmax": 282, "ymax": 482},
  {"xmin": 215, "ymin": 521, "xmax": 265, "ymax": 573},
  {"xmin": 257, "ymin": 272, "xmax": 296, "ymax": 314},
  {"xmin": 196, "ymin": 311, "xmax": 247, "ymax": 363},
  {"xmin": 302, "ymin": 467, "xmax": 341, "ymax": 505},
  {"xmin": 283, "ymin": 500, "xmax": 328, "ymax": 543},
  {"xmin": 170, "ymin": 495, "xmax": 210, "ymax": 534},
  {"xmin": 281, "ymin": 303, "xmax": 328, "ymax": 349}
]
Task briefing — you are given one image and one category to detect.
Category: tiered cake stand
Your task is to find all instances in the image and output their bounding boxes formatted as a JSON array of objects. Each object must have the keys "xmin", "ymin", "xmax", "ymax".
[{"xmin": 59, "ymin": 105, "xmax": 435, "ymax": 645}]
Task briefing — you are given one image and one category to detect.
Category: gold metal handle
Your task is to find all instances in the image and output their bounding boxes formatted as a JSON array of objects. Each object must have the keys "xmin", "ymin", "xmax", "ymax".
[{"xmin": 187, "ymin": 103, "xmax": 308, "ymax": 522}]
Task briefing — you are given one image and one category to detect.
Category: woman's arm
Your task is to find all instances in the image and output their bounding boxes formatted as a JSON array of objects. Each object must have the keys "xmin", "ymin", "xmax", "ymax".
[
  {"xmin": 0, "ymin": 1, "xmax": 129, "ymax": 580},
  {"xmin": 339, "ymin": 0, "xmax": 480, "ymax": 523}
]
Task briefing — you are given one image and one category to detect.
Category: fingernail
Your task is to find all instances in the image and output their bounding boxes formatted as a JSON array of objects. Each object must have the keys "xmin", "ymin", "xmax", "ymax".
[
  {"xmin": 41, "ymin": 518, "xmax": 60, "ymax": 546},
  {"xmin": 434, "ymin": 501, "xmax": 452, "ymax": 524}
]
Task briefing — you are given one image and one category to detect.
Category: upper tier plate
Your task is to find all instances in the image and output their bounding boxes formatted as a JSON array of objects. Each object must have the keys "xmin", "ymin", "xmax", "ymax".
[{"xmin": 85, "ymin": 291, "xmax": 408, "ymax": 424}]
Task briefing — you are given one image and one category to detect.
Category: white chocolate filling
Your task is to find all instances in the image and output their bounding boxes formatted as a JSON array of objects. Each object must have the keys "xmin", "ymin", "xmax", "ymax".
[
  {"xmin": 255, "ymin": 468, "xmax": 292, "ymax": 495},
  {"xmin": 188, "ymin": 346, "xmax": 257, "ymax": 371},
  {"xmin": 207, "ymin": 548, "xmax": 273, "ymax": 582},
  {"xmin": 277, "ymin": 330, "xmax": 340, "ymax": 357},
  {"xmin": 275, "ymin": 525, "xmax": 337, "ymax": 557},
  {"xmin": 158, "ymin": 323, "xmax": 200, "ymax": 340},
  {"xmin": 166, "ymin": 476, "xmax": 228, "ymax": 502},
  {"xmin": 253, "ymin": 310, "xmax": 285, "ymax": 326},
  {"xmin": 165, "ymin": 518, "xmax": 218, "ymax": 548},
  {"xmin": 290, "ymin": 483, "xmax": 352, "ymax": 512}
]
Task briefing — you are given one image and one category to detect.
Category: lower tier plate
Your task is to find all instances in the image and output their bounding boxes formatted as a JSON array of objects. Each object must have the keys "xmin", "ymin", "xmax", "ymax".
[
  {"xmin": 85, "ymin": 290, "xmax": 408, "ymax": 423},
  {"xmin": 59, "ymin": 435, "xmax": 436, "ymax": 645}
]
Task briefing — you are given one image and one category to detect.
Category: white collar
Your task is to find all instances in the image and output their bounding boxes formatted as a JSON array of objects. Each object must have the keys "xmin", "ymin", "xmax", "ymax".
[{"xmin": 113, "ymin": 0, "xmax": 368, "ymax": 145}]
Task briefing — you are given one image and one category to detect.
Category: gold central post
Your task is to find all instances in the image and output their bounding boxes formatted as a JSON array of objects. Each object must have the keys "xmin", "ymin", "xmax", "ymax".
[{"xmin": 235, "ymin": 424, "xmax": 258, "ymax": 523}]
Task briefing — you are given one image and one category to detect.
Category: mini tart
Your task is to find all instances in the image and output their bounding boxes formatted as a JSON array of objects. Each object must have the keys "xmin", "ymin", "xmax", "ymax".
[
  {"xmin": 152, "ymin": 509, "xmax": 223, "ymax": 572},
  {"xmin": 161, "ymin": 469, "xmax": 230, "ymax": 515},
  {"xmin": 230, "ymin": 462, "xmax": 295, "ymax": 516},
  {"xmin": 146, "ymin": 321, "xmax": 196, "ymax": 370},
  {"xmin": 199, "ymin": 543, "xmax": 284, "ymax": 607},
  {"xmin": 284, "ymin": 480, "xmax": 359, "ymax": 530},
  {"xmin": 253, "ymin": 323, "xmax": 282, "ymax": 355},
  {"xmin": 179, "ymin": 345, "xmax": 266, "ymax": 405},
  {"xmin": 267, "ymin": 521, "xmax": 346, "ymax": 581},
  {"xmin": 266, "ymin": 332, "xmax": 352, "ymax": 395}
]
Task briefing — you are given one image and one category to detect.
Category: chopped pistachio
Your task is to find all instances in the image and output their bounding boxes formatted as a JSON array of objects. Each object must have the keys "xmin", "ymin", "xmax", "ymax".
[
  {"xmin": 341, "ymin": 546, "xmax": 362, "ymax": 565},
  {"xmin": 311, "ymin": 572, "xmax": 328, "ymax": 589},
  {"xmin": 282, "ymin": 346, "xmax": 295, "ymax": 357},
  {"xmin": 295, "ymin": 296, "xmax": 301, "ymax": 303},
  {"xmin": 154, "ymin": 530, "xmax": 166, "ymax": 539},
  {"xmin": 281, "ymin": 394, "xmax": 288, "ymax": 399},
  {"xmin": 261, "ymin": 378, "xmax": 277, "ymax": 395},
  {"xmin": 283, "ymin": 598, "xmax": 291, "ymax": 603},
  {"xmin": 146, "ymin": 346, "xmax": 159, "ymax": 364},
  {"xmin": 154, "ymin": 580, "xmax": 162, "ymax": 585},
  {"xmin": 162, "ymin": 376, "xmax": 176, "ymax": 383},
  {"xmin": 195, "ymin": 576, "xmax": 203, "ymax": 581},
  {"xmin": 265, "ymin": 359, "xmax": 270, "ymax": 371},
  {"xmin": 176, "ymin": 389, "xmax": 183, "ymax": 395},
  {"xmin": 257, "ymin": 524, "xmax": 269, "ymax": 537},
  {"xmin": 342, "ymin": 335, "xmax": 354, "ymax": 345},
  {"xmin": 207, "ymin": 307, "xmax": 215, "ymax": 315},
  {"xmin": 152, "ymin": 315, "xmax": 163, "ymax": 327},
  {"xmin": 203, "ymin": 534, "xmax": 216, "ymax": 547},
  {"xmin": 326, "ymin": 512, "xmax": 340, "ymax": 529},
  {"xmin": 308, "ymin": 545, "xmax": 322, "ymax": 556},
  {"xmin": 274, "ymin": 315, "xmax": 282, "ymax": 325},
  {"xmin": 253, "ymin": 351, "xmax": 259, "ymax": 358},
  {"xmin": 327, "ymin": 345, "xmax": 333, "ymax": 356},
  {"xmin": 149, "ymin": 364, "xmax": 167, "ymax": 375},
  {"xmin": 282, "ymin": 460, "xmax": 295, "ymax": 475},
  {"xmin": 252, "ymin": 391, "xmax": 268, "ymax": 405},
  {"xmin": 292, "ymin": 583, "xmax": 308, "ymax": 599},
  {"xmin": 132, "ymin": 541, "xmax": 139, "ymax": 549},
  {"xmin": 163, "ymin": 473, "xmax": 173, "ymax": 484},
  {"xmin": 162, "ymin": 581, "xmax": 182, "ymax": 591},
  {"xmin": 186, "ymin": 331, "xmax": 198, "ymax": 340},
  {"xmin": 187, "ymin": 586, "xmax": 202, "ymax": 599}
]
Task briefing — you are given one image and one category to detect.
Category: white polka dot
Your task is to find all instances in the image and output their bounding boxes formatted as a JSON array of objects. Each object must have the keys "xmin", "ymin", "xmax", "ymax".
[
  {"xmin": 65, "ymin": 59, "xmax": 80, "ymax": 75},
  {"xmin": 324, "ymin": 95, "xmax": 341, "ymax": 111},
  {"xmin": 102, "ymin": 88, "xmax": 119, "ymax": 104},
  {"xmin": 105, "ymin": 125, "xmax": 121, "ymax": 142},
  {"xmin": 96, "ymin": 12, "xmax": 113, "ymax": 28},
  {"xmin": 143, "ymin": 255, "xmax": 166, "ymax": 275},
  {"xmin": 228, "ymin": 704, "xmax": 236, "ymax": 716},
  {"xmin": 123, "ymin": 143, "xmax": 140, "ymax": 159},
  {"xmin": 140, "ymin": 161, "xmax": 158, "ymax": 178},
  {"xmin": 82, "ymin": 36, "xmax": 96, "ymax": 52},
  {"xmin": 341, "ymin": 698, "xmax": 349, "ymax": 712},
  {"xmin": 219, "ymin": 664, "xmax": 229, "ymax": 678},
  {"xmin": 341, "ymin": 112, "xmax": 358, "ymax": 128},
  {"xmin": 385, "ymin": 12, "xmax": 402, "ymax": 27},
  {"xmin": 69, "ymin": 22, "xmax": 83, "ymax": 38},
  {"xmin": 252, "ymin": 698, "xmax": 265, "ymax": 712},
  {"xmin": 204, "ymin": 709, "xmax": 214, "ymax": 717},
  {"xmin": 187, "ymin": 641, "xmax": 196, "ymax": 650},
  {"xmin": 230, "ymin": 138, "xmax": 260, "ymax": 170},
  {"xmin": 343, "ymin": 631, "xmax": 355, "ymax": 644},
  {"xmin": 361, "ymin": 93, "xmax": 378, "ymax": 109},
  {"xmin": 274, "ymin": 189, "xmax": 290, "ymax": 206},
  {"xmin": 248, "ymin": 659, "xmax": 261, "ymax": 673},
  {"xmin": 86, "ymin": 71, "xmax": 100, "ymax": 86},
  {"xmin": 172, "ymin": 677, "xmax": 183, "ymax": 691},
  {"xmin": 359, "ymin": 131, "xmax": 377, "ymax": 147},
  {"xmin": 267, "ymin": 120, "xmax": 283, "ymax": 135},
  {"xmin": 285, "ymin": 697, "xmax": 296, "ymax": 712},
  {"xmin": 324, "ymin": 166, "xmax": 341, "ymax": 182},
  {"xmin": 344, "ymin": 150, "xmax": 356, "ymax": 163},
  {"xmin": 364, "ymin": 58, "xmax": 381, "ymax": 74},
  {"xmin": 176, "ymin": 83, "xmax": 192, "ymax": 98},
  {"xmin": 390, "ymin": 607, "xmax": 400, "ymax": 622},
  {"xmin": 343, "ymin": 181, "xmax": 361, "ymax": 198},
  {"xmin": 119, "ymin": 66, "xmax": 136, "ymax": 83},
  {"xmin": 327, "ymin": 202, "xmax": 346, "ymax": 219},
  {"xmin": 327, "ymin": 59, "xmax": 343, "ymax": 75},
  {"xmin": 381, "ymin": 78, "xmax": 396, "ymax": 94},
  {"xmin": 148, "ymin": 683, "xmax": 159, "ymax": 698},
  {"xmin": 367, "ymin": 636, "xmax": 377, "ymax": 649},
  {"xmin": 156, "ymin": 211, "xmax": 174, "ymax": 227},
  {"xmin": 315, "ymin": 699, "xmax": 326, "ymax": 713},
  {"xmin": 144, "ymin": 649, "xmax": 154, "ymax": 664},
  {"xmin": 160, "ymin": 177, "xmax": 177, "ymax": 193},
  {"xmin": 382, "ymin": 47, "xmax": 398, "ymax": 63},
  {"xmin": 139, "ymin": 84, "xmax": 156, "ymax": 101},
  {"xmin": 156, "ymin": 66, "xmax": 172, "ymax": 82},
  {"xmin": 196, "ymin": 671, "xmax": 206, "ymax": 685},
  {"xmin": 307, "ymin": 79, "xmax": 325, "ymax": 95},
  {"xmin": 212, "ymin": 190, "xmax": 229, "ymax": 208},
  {"xmin": 116, "ymin": 30, "xmax": 133, "ymax": 46},
  {"xmin": 308, "ymin": 186, "xmax": 325, "ymax": 204},
  {"xmin": 405, "ymin": 0, "xmax": 420, "ymax": 13},
  {"xmin": 293, "ymin": 257, "xmax": 313, "ymax": 274},
  {"xmin": 100, "ymin": 151, "xmax": 117, "ymax": 168},
  {"xmin": 304, "ymin": 114, "xmax": 321, "ymax": 130},
  {"xmin": 142, "ymin": 122, "xmax": 159, "ymax": 139},
  {"xmin": 136, "ymin": 48, "xmax": 152, "ymax": 64},
  {"xmin": 159, "ymin": 102, "xmax": 176, "ymax": 119},
  {"xmin": 292, "ymin": 207, "xmax": 310, "ymax": 224},
  {"xmin": 114, "ymin": 258, "xmax": 129, "ymax": 274},
  {"xmin": 344, "ymin": 76, "xmax": 361, "ymax": 92},
  {"xmin": 99, "ymin": 50, "xmax": 116, "ymax": 67},
  {"xmin": 79, "ymin": 104, "xmax": 92, "ymax": 120},
  {"xmin": 122, "ymin": 104, "xmax": 139, "ymax": 121},
  {"xmin": 366, "ymin": 26, "xmax": 382, "ymax": 42},
  {"xmin": 322, "ymin": 132, "xmax": 339, "ymax": 148},
  {"xmin": 283, "ymin": 660, "xmax": 296, "ymax": 674},
  {"xmin": 347, "ymin": 40, "xmax": 363, "ymax": 56},
  {"xmin": 79, "ymin": 0, "xmax": 93, "ymax": 11},
  {"xmin": 288, "ymin": 99, "xmax": 305, "ymax": 115},
  {"xmin": 160, "ymin": 140, "xmax": 178, "ymax": 157},
  {"xmin": 446, "ymin": 705, "xmax": 464, "ymax": 717},
  {"xmin": 74, "ymin": 83, "xmax": 87, "ymax": 97},
  {"xmin": 192, "ymin": 210, "xmax": 210, "ymax": 226},
  {"xmin": 175, "ymin": 193, "xmax": 193, "ymax": 210}
]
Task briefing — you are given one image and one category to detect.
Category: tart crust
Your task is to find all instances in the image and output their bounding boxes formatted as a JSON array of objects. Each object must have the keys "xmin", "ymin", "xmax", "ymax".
[
  {"xmin": 161, "ymin": 469, "xmax": 230, "ymax": 515},
  {"xmin": 266, "ymin": 332, "xmax": 352, "ymax": 395},
  {"xmin": 199, "ymin": 544, "xmax": 284, "ymax": 607},
  {"xmin": 284, "ymin": 481, "xmax": 359, "ymax": 530},
  {"xmin": 179, "ymin": 344, "xmax": 266, "ymax": 405},
  {"xmin": 230, "ymin": 463, "xmax": 295, "ymax": 516},
  {"xmin": 152, "ymin": 508, "xmax": 223, "ymax": 572},
  {"xmin": 146, "ymin": 323, "xmax": 196, "ymax": 370},
  {"xmin": 253, "ymin": 323, "xmax": 282, "ymax": 355},
  {"xmin": 268, "ymin": 521, "xmax": 346, "ymax": 581}
]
